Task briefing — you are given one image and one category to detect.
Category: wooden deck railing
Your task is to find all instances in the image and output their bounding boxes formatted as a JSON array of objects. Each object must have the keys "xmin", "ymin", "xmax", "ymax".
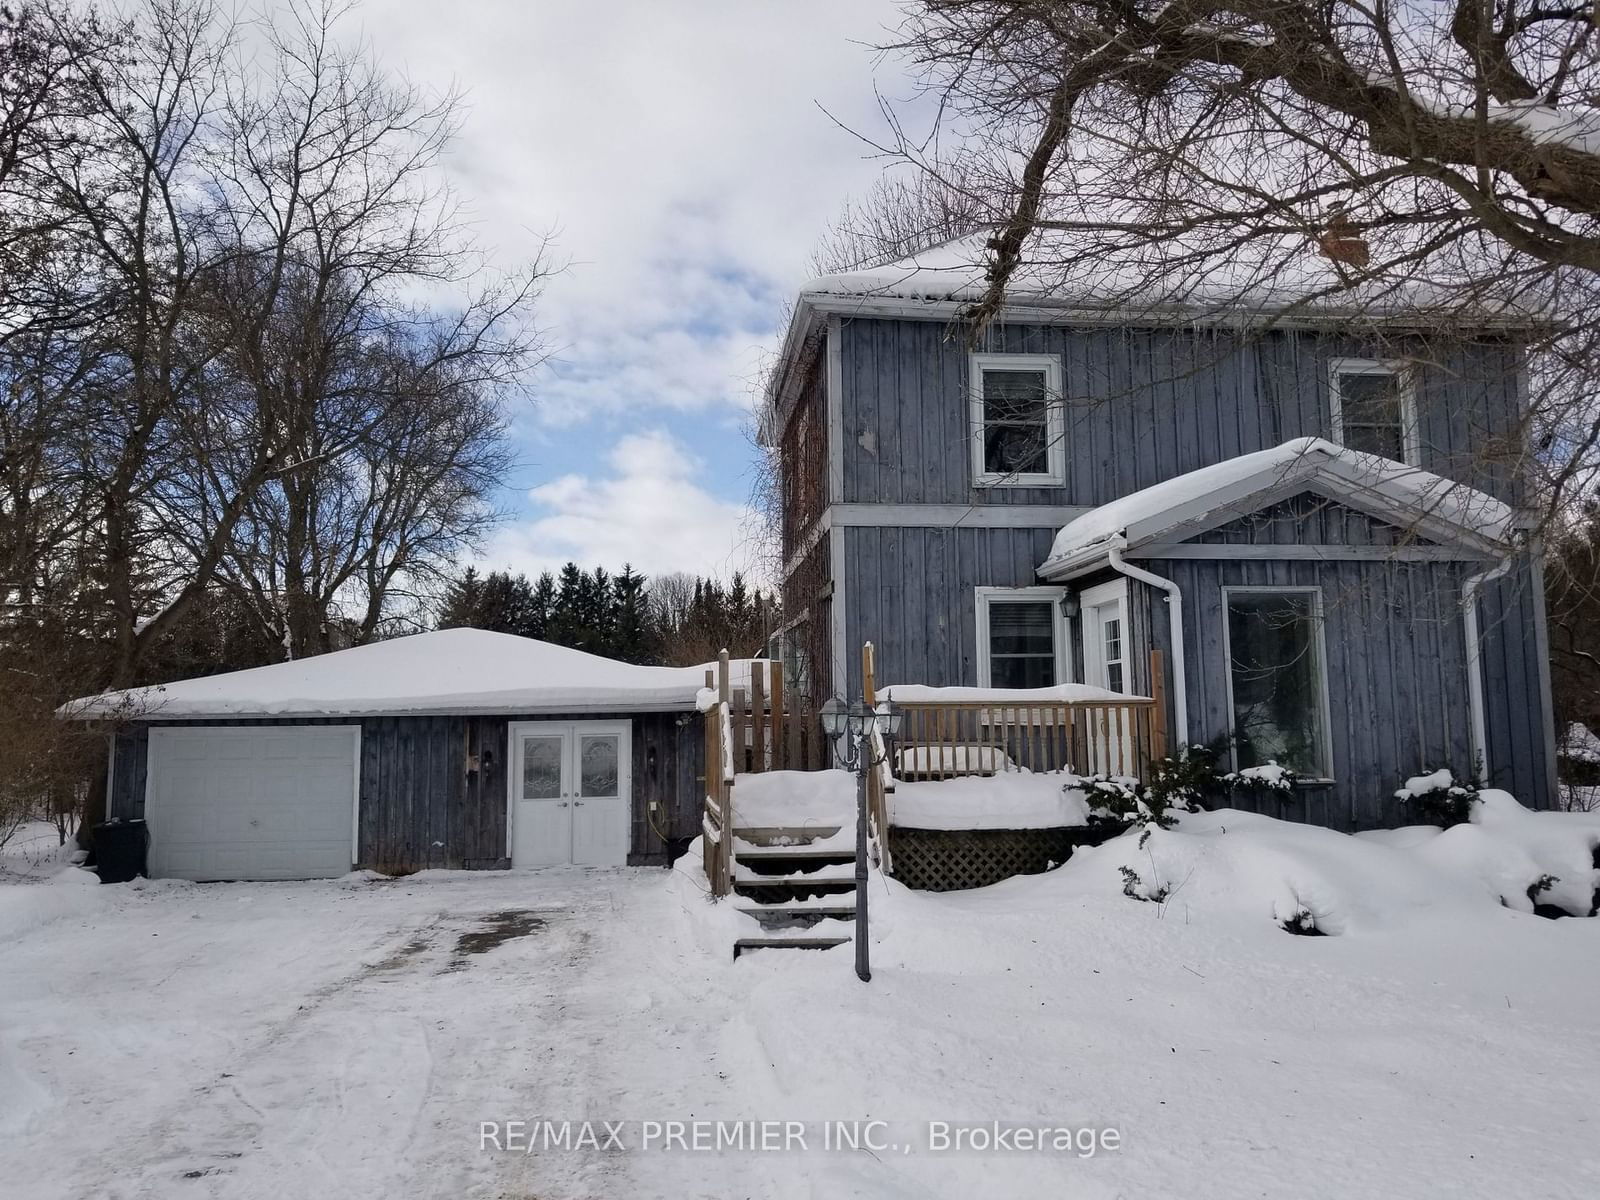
[
  {"xmin": 705, "ymin": 654, "xmax": 830, "ymax": 774},
  {"xmin": 699, "ymin": 647, "xmax": 1170, "ymax": 895},
  {"xmin": 889, "ymin": 652, "xmax": 1170, "ymax": 781}
]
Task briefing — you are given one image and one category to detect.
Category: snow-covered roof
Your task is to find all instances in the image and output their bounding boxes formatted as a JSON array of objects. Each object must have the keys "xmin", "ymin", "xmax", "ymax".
[
  {"xmin": 798, "ymin": 230, "xmax": 1540, "ymax": 325},
  {"xmin": 1039, "ymin": 438, "xmax": 1518, "ymax": 577},
  {"xmin": 69, "ymin": 628, "xmax": 756, "ymax": 719}
]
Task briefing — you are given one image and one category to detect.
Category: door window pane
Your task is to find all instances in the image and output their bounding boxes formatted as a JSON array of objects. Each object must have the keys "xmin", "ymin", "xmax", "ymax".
[
  {"xmin": 1227, "ymin": 592, "xmax": 1327, "ymax": 776},
  {"xmin": 579, "ymin": 735, "xmax": 620, "ymax": 797},
  {"xmin": 1337, "ymin": 369, "xmax": 1406, "ymax": 460},
  {"xmin": 521, "ymin": 736, "xmax": 563, "ymax": 800},
  {"xmin": 987, "ymin": 599, "xmax": 1057, "ymax": 687},
  {"xmin": 981, "ymin": 369, "xmax": 1049, "ymax": 475}
]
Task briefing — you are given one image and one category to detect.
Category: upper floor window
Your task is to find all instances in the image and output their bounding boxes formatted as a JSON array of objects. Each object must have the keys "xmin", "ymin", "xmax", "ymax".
[
  {"xmin": 969, "ymin": 353, "xmax": 1066, "ymax": 487},
  {"xmin": 1330, "ymin": 358, "xmax": 1416, "ymax": 464},
  {"xmin": 975, "ymin": 586, "xmax": 1067, "ymax": 688}
]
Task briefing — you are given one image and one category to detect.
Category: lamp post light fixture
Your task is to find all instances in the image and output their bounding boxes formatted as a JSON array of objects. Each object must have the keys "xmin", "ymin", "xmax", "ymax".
[{"xmin": 819, "ymin": 696, "xmax": 900, "ymax": 983}]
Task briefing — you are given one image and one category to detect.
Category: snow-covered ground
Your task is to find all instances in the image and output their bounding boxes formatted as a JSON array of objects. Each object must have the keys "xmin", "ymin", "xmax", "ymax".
[{"xmin": 3, "ymin": 804, "xmax": 1598, "ymax": 1199}]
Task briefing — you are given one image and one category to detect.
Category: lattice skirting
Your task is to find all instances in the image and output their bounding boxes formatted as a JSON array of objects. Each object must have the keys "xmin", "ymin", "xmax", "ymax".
[{"xmin": 887, "ymin": 826, "xmax": 1118, "ymax": 893}]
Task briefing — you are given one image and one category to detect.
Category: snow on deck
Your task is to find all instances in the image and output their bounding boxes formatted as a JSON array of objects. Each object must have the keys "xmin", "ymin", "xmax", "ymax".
[{"xmin": 67, "ymin": 628, "xmax": 756, "ymax": 718}]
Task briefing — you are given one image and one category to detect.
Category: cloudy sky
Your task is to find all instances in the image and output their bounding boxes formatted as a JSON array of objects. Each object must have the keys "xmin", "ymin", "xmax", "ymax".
[{"xmin": 353, "ymin": 0, "xmax": 918, "ymax": 585}]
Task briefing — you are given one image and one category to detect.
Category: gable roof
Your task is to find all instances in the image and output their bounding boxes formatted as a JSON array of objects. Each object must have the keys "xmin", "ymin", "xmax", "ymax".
[
  {"xmin": 1038, "ymin": 438, "xmax": 1519, "ymax": 579},
  {"xmin": 68, "ymin": 628, "xmax": 751, "ymax": 720}
]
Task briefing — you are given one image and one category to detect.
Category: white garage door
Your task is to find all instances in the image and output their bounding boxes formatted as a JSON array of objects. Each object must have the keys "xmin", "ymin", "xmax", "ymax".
[{"xmin": 145, "ymin": 726, "xmax": 359, "ymax": 881}]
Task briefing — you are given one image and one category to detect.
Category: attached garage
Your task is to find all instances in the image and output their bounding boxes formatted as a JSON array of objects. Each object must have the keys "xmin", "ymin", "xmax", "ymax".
[
  {"xmin": 75, "ymin": 629, "xmax": 749, "ymax": 879},
  {"xmin": 144, "ymin": 726, "xmax": 359, "ymax": 880}
]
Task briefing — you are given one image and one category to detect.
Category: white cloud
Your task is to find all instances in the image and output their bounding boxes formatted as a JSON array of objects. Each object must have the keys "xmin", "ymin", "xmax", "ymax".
[
  {"xmin": 480, "ymin": 431, "xmax": 761, "ymax": 582},
  {"xmin": 358, "ymin": 0, "xmax": 915, "ymax": 423},
  {"xmin": 343, "ymin": 0, "xmax": 925, "ymax": 578}
]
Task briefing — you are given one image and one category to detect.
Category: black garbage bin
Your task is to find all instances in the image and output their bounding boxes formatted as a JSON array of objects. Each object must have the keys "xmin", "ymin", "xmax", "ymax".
[{"xmin": 93, "ymin": 819, "xmax": 149, "ymax": 883}]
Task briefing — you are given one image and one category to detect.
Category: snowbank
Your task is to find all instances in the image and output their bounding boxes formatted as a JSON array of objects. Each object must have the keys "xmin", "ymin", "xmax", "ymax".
[
  {"xmin": 1060, "ymin": 794, "xmax": 1600, "ymax": 934},
  {"xmin": 731, "ymin": 769, "xmax": 857, "ymax": 829},
  {"xmin": 0, "ymin": 868, "xmax": 102, "ymax": 942},
  {"xmin": 892, "ymin": 774, "xmax": 1091, "ymax": 830}
]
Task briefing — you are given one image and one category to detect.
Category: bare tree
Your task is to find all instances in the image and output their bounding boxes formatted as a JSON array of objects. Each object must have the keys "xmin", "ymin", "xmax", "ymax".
[
  {"xmin": 857, "ymin": 3, "xmax": 1600, "ymax": 508},
  {"xmin": 26, "ymin": 0, "xmax": 543, "ymax": 685}
]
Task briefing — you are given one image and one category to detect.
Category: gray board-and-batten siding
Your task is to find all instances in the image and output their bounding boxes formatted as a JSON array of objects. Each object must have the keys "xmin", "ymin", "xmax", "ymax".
[
  {"xmin": 110, "ymin": 711, "xmax": 705, "ymax": 871},
  {"xmin": 835, "ymin": 317, "xmax": 1525, "ymax": 509}
]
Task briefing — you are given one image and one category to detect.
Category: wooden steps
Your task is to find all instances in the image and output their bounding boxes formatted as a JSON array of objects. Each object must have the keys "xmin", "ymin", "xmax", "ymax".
[
  {"xmin": 733, "ymin": 935, "xmax": 850, "ymax": 958},
  {"xmin": 728, "ymin": 824, "xmax": 859, "ymax": 958}
]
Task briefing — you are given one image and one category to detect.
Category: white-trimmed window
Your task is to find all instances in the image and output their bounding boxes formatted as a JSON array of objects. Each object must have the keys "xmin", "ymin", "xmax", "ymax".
[
  {"xmin": 969, "ymin": 353, "xmax": 1066, "ymax": 486},
  {"xmin": 1330, "ymin": 358, "xmax": 1417, "ymax": 463},
  {"xmin": 1223, "ymin": 588, "xmax": 1333, "ymax": 778},
  {"xmin": 975, "ymin": 586, "xmax": 1068, "ymax": 688}
]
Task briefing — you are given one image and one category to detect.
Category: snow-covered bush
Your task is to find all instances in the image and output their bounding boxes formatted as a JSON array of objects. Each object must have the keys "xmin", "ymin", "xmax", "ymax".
[
  {"xmin": 1395, "ymin": 768, "xmax": 1479, "ymax": 828},
  {"xmin": 1068, "ymin": 773, "xmax": 1148, "ymax": 827},
  {"xmin": 1223, "ymin": 760, "xmax": 1301, "ymax": 799},
  {"xmin": 1144, "ymin": 744, "xmax": 1224, "ymax": 812}
]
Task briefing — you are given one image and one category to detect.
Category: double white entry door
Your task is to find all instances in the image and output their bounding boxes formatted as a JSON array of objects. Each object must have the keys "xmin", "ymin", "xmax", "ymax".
[{"xmin": 509, "ymin": 721, "xmax": 631, "ymax": 867}]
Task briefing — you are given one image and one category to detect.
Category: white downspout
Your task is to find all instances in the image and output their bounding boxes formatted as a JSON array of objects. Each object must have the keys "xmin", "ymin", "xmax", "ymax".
[
  {"xmin": 1107, "ymin": 544, "xmax": 1190, "ymax": 748},
  {"xmin": 1462, "ymin": 551, "xmax": 1516, "ymax": 787}
]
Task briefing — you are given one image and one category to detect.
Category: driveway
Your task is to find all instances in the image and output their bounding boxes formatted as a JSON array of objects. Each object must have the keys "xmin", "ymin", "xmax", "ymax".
[{"xmin": 0, "ymin": 869, "xmax": 724, "ymax": 1200}]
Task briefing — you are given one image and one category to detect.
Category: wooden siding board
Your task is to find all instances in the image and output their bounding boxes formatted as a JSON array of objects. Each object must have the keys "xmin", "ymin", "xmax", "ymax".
[{"xmin": 837, "ymin": 317, "xmax": 1524, "ymax": 509}]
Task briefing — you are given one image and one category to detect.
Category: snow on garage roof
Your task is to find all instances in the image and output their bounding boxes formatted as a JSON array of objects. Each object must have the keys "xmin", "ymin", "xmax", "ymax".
[
  {"xmin": 68, "ymin": 628, "xmax": 755, "ymax": 719},
  {"xmin": 1039, "ymin": 437, "xmax": 1518, "ymax": 577}
]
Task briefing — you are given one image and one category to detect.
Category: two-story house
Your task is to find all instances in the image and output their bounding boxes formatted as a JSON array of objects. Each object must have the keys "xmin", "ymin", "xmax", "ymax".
[{"xmin": 763, "ymin": 234, "xmax": 1557, "ymax": 830}]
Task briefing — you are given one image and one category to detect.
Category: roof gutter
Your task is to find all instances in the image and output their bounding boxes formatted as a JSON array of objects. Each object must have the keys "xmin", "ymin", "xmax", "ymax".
[{"xmin": 1106, "ymin": 543, "xmax": 1190, "ymax": 749}]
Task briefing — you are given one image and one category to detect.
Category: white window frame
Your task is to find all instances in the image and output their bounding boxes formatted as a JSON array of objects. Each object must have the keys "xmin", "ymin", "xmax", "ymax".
[
  {"xmin": 1078, "ymin": 578, "xmax": 1130, "ymax": 693},
  {"xmin": 974, "ymin": 585, "xmax": 1070, "ymax": 687},
  {"xmin": 1329, "ymin": 357, "xmax": 1419, "ymax": 465},
  {"xmin": 969, "ymin": 353, "xmax": 1067, "ymax": 487},
  {"xmin": 1220, "ymin": 585, "xmax": 1336, "ymax": 782}
]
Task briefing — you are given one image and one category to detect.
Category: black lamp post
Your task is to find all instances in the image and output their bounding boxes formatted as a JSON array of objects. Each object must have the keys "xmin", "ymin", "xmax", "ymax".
[{"xmin": 819, "ymin": 696, "xmax": 902, "ymax": 983}]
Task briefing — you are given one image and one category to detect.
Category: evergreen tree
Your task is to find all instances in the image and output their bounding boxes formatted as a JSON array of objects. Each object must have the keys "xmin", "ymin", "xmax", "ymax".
[
  {"xmin": 529, "ymin": 572, "xmax": 556, "ymax": 641},
  {"xmin": 438, "ymin": 567, "xmax": 485, "ymax": 629},
  {"xmin": 548, "ymin": 562, "xmax": 587, "ymax": 648},
  {"xmin": 612, "ymin": 565, "xmax": 652, "ymax": 664}
]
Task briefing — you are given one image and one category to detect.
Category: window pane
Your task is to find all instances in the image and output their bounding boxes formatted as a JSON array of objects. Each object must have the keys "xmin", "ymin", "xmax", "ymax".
[
  {"xmin": 1227, "ymin": 592, "xmax": 1326, "ymax": 775},
  {"xmin": 1345, "ymin": 423, "xmax": 1404, "ymax": 460},
  {"xmin": 981, "ymin": 368, "xmax": 1050, "ymax": 475},
  {"xmin": 991, "ymin": 655, "xmax": 1056, "ymax": 688},
  {"xmin": 1103, "ymin": 618, "xmax": 1122, "ymax": 663},
  {"xmin": 989, "ymin": 602, "xmax": 1055, "ymax": 656},
  {"xmin": 987, "ymin": 599, "xmax": 1057, "ymax": 688},
  {"xmin": 1106, "ymin": 662, "xmax": 1124, "ymax": 694},
  {"xmin": 983, "ymin": 369, "xmax": 1047, "ymax": 409},
  {"xmin": 1339, "ymin": 371, "xmax": 1404, "ymax": 459},
  {"xmin": 983, "ymin": 422, "xmax": 1047, "ymax": 475},
  {"xmin": 579, "ymin": 735, "xmax": 620, "ymax": 798},
  {"xmin": 521, "ymin": 736, "xmax": 563, "ymax": 800}
]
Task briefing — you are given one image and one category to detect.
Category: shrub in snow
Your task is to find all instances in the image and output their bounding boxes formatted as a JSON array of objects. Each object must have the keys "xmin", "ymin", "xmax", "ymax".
[
  {"xmin": 1068, "ymin": 773, "xmax": 1170, "ymax": 830},
  {"xmin": 1118, "ymin": 862, "xmax": 1169, "ymax": 903},
  {"xmin": 1223, "ymin": 760, "xmax": 1301, "ymax": 799},
  {"xmin": 1395, "ymin": 768, "xmax": 1479, "ymax": 828},
  {"xmin": 1145, "ymin": 744, "xmax": 1225, "ymax": 812}
]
